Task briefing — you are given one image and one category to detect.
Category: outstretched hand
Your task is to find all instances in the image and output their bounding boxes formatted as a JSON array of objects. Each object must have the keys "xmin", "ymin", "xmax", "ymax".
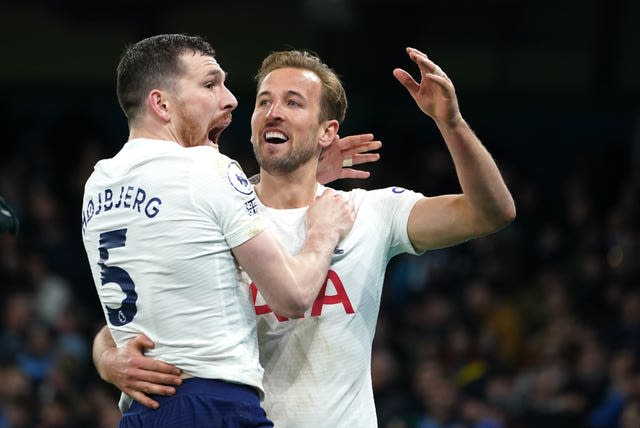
[
  {"xmin": 316, "ymin": 133, "xmax": 381, "ymax": 185},
  {"xmin": 392, "ymin": 47, "xmax": 462, "ymax": 127},
  {"xmin": 97, "ymin": 333, "xmax": 182, "ymax": 409}
]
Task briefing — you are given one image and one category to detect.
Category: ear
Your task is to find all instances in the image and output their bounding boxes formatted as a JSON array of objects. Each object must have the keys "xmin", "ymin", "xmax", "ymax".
[
  {"xmin": 318, "ymin": 119, "xmax": 340, "ymax": 149},
  {"xmin": 146, "ymin": 89, "xmax": 171, "ymax": 122}
]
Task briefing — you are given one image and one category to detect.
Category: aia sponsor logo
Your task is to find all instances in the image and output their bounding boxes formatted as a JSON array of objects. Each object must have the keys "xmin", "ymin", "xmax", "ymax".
[{"xmin": 251, "ymin": 270, "xmax": 354, "ymax": 321}]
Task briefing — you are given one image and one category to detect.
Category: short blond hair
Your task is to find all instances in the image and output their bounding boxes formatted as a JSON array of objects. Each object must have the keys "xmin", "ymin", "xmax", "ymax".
[{"xmin": 255, "ymin": 50, "xmax": 348, "ymax": 124}]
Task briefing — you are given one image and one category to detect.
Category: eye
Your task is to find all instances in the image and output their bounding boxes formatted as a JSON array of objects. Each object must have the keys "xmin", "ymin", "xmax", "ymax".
[
  {"xmin": 258, "ymin": 99, "xmax": 271, "ymax": 106},
  {"xmin": 287, "ymin": 100, "xmax": 302, "ymax": 107}
]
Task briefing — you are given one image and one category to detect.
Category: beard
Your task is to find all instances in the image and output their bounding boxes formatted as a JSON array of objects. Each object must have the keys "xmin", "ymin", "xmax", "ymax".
[
  {"xmin": 173, "ymin": 102, "xmax": 205, "ymax": 148},
  {"xmin": 252, "ymin": 125, "xmax": 320, "ymax": 176},
  {"xmin": 253, "ymin": 136, "xmax": 318, "ymax": 176}
]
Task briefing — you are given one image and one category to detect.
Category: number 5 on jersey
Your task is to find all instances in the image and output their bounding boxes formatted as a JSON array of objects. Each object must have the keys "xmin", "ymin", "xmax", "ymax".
[{"xmin": 98, "ymin": 228, "xmax": 138, "ymax": 326}]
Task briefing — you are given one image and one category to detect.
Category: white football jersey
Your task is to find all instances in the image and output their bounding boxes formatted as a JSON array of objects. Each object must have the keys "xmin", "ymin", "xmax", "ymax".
[
  {"xmin": 82, "ymin": 138, "xmax": 265, "ymax": 394},
  {"xmin": 250, "ymin": 184, "xmax": 423, "ymax": 428}
]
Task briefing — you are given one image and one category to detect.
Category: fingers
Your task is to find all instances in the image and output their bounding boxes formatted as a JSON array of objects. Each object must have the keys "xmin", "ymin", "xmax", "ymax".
[
  {"xmin": 131, "ymin": 377, "xmax": 177, "ymax": 395},
  {"xmin": 394, "ymin": 64, "xmax": 448, "ymax": 93},
  {"xmin": 352, "ymin": 152, "xmax": 380, "ymax": 166},
  {"xmin": 336, "ymin": 134, "xmax": 381, "ymax": 154},
  {"xmin": 313, "ymin": 189, "xmax": 355, "ymax": 238},
  {"xmin": 134, "ymin": 362, "xmax": 182, "ymax": 381},
  {"xmin": 336, "ymin": 133, "xmax": 374, "ymax": 150},
  {"xmin": 128, "ymin": 390, "xmax": 161, "ymax": 410},
  {"xmin": 117, "ymin": 347, "xmax": 182, "ymax": 386},
  {"xmin": 316, "ymin": 188, "xmax": 337, "ymax": 200},
  {"xmin": 336, "ymin": 134, "xmax": 381, "ymax": 164},
  {"xmin": 339, "ymin": 169, "xmax": 371, "ymax": 180},
  {"xmin": 120, "ymin": 368, "xmax": 180, "ymax": 409},
  {"xmin": 316, "ymin": 132, "xmax": 381, "ymax": 185},
  {"xmin": 319, "ymin": 189, "xmax": 349, "ymax": 207},
  {"xmin": 319, "ymin": 188, "xmax": 334, "ymax": 197},
  {"xmin": 130, "ymin": 332, "xmax": 155, "ymax": 351},
  {"xmin": 119, "ymin": 365, "xmax": 181, "ymax": 388},
  {"xmin": 393, "ymin": 68, "xmax": 419, "ymax": 94},
  {"xmin": 342, "ymin": 149, "xmax": 380, "ymax": 168},
  {"xmin": 400, "ymin": 47, "xmax": 451, "ymax": 91},
  {"xmin": 126, "ymin": 380, "xmax": 175, "ymax": 410},
  {"xmin": 123, "ymin": 335, "xmax": 181, "ymax": 377},
  {"xmin": 406, "ymin": 47, "xmax": 445, "ymax": 78},
  {"xmin": 345, "ymin": 141, "xmax": 382, "ymax": 157}
]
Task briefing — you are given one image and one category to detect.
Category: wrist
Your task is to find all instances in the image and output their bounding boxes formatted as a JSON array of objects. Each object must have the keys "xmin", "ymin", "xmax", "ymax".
[
  {"xmin": 306, "ymin": 226, "xmax": 340, "ymax": 251},
  {"xmin": 437, "ymin": 113, "xmax": 465, "ymax": 131}
]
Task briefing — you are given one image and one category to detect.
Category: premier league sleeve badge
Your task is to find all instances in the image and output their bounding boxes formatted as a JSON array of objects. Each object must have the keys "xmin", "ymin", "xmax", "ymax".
[{"xmin": 227, "ymin": 162, "xmax": 254, "ymax": 195}]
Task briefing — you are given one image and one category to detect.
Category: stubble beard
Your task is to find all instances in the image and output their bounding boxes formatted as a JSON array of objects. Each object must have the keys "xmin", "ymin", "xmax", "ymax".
[
  {"xmin": 174, "ymin": 102, "xmax": 204, "ymax": 148},
  {"xmin": 253, "ymin": 137, "xmax": 318, "ymax": 176}
]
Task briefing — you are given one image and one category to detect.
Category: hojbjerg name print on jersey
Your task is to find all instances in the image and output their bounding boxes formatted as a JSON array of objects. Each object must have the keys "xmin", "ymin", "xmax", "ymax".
[{"xmin": 82, "ymin": 184, "xmax": 162, "ymax": 234}]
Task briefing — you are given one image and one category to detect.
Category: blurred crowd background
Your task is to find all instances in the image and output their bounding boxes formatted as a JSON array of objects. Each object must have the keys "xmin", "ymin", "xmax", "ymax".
[{"xmin": 1, "ymin": 0, "xmax": 639, "ymax": 427}]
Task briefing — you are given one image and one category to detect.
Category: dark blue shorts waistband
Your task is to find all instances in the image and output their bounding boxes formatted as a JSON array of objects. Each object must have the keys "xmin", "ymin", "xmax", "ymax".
[
  {"xmin": 130, "ymin": 377, "xmax": 260, "ymax": 412},
  {"xmin": 121, "ymin": 378, "xmax": 272, "ymax": 427}
]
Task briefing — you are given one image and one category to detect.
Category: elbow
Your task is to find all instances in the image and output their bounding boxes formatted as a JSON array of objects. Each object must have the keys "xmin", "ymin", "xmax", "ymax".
[
  {"xmin": 500, "ymin": 197, "xmax": 517, "ymax": 227},
  {"xmin": 476, "ymin": 197, "xmax": 516, "ymax": 236},
  {"xmin": 289, "ymin": 291, "xmax": 316, "ymax": 317},
  {"xmin": 271, "ymin": 291, "xmax": 314, "ymax": 319},
  {"xmin": 273, "ymin": 301, "xmax": 309, "ymax": 319},
  {"xmin": 489, "ymin": 197, "xmax": 517, "ymax": 232}
]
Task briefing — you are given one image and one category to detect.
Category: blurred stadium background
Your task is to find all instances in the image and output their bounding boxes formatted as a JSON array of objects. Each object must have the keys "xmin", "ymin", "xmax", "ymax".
[{"xmin": 1, "ymin": 0, "xmax": 639, "ymax": 427}]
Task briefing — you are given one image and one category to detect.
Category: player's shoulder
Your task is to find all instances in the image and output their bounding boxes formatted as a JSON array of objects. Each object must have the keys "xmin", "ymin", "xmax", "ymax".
[
  {"xmin": 339, "ymin": 186, "xmax": 418, "ymax": 202},
  {"xmin": 186, "ymin": 145, "xmax": 240, "ymax": 174},
  {"xmin": 333, "ymin": 187, "xmax": 422, "ymax": 219},
  {"xmin": 186, "ymin": 147, "xmax": 253, "ymax": 195}
]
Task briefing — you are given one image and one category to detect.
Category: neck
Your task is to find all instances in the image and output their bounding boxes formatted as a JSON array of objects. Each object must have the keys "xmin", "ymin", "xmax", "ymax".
[
  {"xmin": 255, "ymin": 163, "xmax": 319, "ymax": 209},
  {"xmin": 129, "ymin": 118, "xmax": 182, "ymax": 145}
]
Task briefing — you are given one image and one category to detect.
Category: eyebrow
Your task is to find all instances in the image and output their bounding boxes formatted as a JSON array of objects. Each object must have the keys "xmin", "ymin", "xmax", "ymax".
[
  {"xmin": 204, "ymin": 69, "xmax": 226, "ymax": 81},
  {"xmin": 257, "ymin": 89, "xmax": 305, "ymax": 99}
]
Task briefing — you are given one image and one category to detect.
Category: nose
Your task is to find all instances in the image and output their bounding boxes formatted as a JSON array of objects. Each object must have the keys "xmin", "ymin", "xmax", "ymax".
[
  {"xmin": 222, "ymin": 85, "xmax": 238, "ymax": 112},
  {"xmin": 265, "ymin": 101, "xmax": 282, "ymax": 120}
]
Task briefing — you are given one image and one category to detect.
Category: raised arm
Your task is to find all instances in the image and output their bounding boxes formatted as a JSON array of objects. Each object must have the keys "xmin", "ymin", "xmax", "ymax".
[
  {"xmin": 93, "ymin": 325, "xmax": 182, "ymax": 409},
  {"xmin": 232, "ymin": 188, "xmax": 354, "ymax": 318},
  {"xmin": 393, "ymin": 47, "xmax": 516, "ymax": 252}
]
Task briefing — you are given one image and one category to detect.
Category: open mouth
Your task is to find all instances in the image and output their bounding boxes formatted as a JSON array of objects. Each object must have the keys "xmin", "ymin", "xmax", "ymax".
[
  {"xmin": 208, "ymin": 127, "xmax": 223, "ymax": 144},
  {"xmin": 207, "ymin": 114, "xmax": 233, "ymax": 145},
  {"xmin": 264, "ymin": 130, "xmax": 288, "ymax": 144},
  {"xmin": 208, "ymin": 121, "xmax": 232, "ymax": 145}
]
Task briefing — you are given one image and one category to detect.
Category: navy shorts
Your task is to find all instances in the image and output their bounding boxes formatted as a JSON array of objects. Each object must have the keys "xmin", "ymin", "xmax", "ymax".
[{"xmin": 118, "ymin": 378, "xmax": 273, "ymax": 428}]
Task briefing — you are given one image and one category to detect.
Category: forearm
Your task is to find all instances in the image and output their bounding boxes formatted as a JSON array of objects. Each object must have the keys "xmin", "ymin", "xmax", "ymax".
[
  {"xmin": 93, "ymin": 325, "xmax": 117, "ymax": 382},
  {"xmin": 90, "ymin": 327, "xmax": 180, "ymax": 409},
  {"xmin": 437, "ymin": 117, "xmax": 516, "ymax": 229},
  {"xmin": 235, "ymin": 189, "xmax": 353, "ymax": 316},
  {"xmin": 248, "ymin": 228, "xmax": 339, "ymax": 317},
  {"xmin": 284, "ymin": 226, "xmax": 341, "ymax": 304}
]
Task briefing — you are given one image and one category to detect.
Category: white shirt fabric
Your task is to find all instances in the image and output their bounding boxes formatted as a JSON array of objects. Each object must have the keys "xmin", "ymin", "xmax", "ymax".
[
  {"xmin": 250, "ymin": 183, "xmax": 423, "ymax": 428},
  {"xmin": 82, "ymin": 138, "xmax": 266, "ymax": 396}
]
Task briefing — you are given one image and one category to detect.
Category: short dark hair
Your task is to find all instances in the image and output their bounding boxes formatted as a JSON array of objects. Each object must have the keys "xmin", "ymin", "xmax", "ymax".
[
  {"xmin": 116, "ymin": 34, "xmax": 216, "ymax": 123},
  {"xmin": 255, "ymin": 50, "xmax": 348, "ymax": 124}
]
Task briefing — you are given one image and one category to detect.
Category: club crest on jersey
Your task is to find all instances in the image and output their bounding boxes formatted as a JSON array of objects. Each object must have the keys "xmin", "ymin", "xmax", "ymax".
[{"xmin": 227, "ymin": 162, "xmax": 253, "ymax": 195}]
